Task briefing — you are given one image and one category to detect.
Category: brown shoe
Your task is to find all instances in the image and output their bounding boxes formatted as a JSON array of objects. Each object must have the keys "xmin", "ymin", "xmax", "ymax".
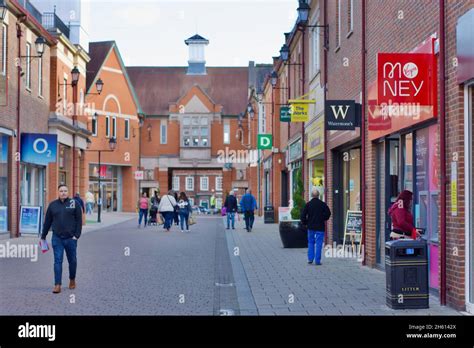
[
  {"xmin": 52, "ymin": 285, "xmax": 61, "ymax": 294},
  {"xmin": 69, "ymin": 279, "xmax": 76, "ymax": 290}
]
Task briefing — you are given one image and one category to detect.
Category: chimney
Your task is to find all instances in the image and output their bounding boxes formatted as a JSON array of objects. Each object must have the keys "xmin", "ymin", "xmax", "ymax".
[{"xmin": 184, "ymin": 34, "xmax": 209, "ymax": 75}]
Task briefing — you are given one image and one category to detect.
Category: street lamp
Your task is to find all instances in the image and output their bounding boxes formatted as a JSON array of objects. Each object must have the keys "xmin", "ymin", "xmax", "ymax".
[
  {"xmin": 247, "ymin": 103, "xmax": 255, "ymax": 119},
  {"xmin": 270, "ymin": 71, "xmax": 278, "ymax": 88},
  {"xmin": 71, "ymin": 66, "xmax": 80, "ymax": 86},
  {"xmin": 280, "ymin": 44, "xmax": 289, "ymax": 62},
  {"xmin": 0, "ymin": 2, "xmax": 7, "ymax": 22},
  {"xmin": 297, "ymin": 0, "xmax": 310, "ymax": 25},
  {"xmin": 34, "ymin": 36, "xmax": 46, "ymax": 56},
  {"xmin": 86, "ymin": 136, "xmax": 117, "ymax": 223}
]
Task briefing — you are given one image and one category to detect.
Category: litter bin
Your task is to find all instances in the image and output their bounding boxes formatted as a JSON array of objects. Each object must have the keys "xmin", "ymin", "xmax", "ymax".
[
  {"xmin": 264, "ymin": 206, "xmax": 275, "ymax": 223},
  {"xmin": 385, "ymin": 239, "xmax": 429, "ymax": 309}
]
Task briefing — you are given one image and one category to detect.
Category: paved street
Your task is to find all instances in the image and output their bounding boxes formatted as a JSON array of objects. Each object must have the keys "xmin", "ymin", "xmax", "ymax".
[{"xmin": 0, "ymin": 214, "xmax": 464, "ymax": 316}]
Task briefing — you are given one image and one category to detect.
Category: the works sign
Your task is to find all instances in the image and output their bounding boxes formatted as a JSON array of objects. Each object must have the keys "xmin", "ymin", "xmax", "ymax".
[
  {"xmin": 325, "ymin": 100, "xmax": 357, "ymax": 130},
  {"xmin": 377, "ymin": 53, "xmax": 436, "ymax": 118}
]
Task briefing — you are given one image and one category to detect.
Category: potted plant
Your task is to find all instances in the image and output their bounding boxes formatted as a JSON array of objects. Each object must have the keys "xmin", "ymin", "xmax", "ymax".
[{"xmin": 278, "ymin": 168, "xmax": 308, "ymax": 248}]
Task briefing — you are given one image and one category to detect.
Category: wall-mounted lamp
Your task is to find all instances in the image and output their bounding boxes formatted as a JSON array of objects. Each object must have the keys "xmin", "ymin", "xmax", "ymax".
[{"xmin": 86, "ymin": 78, "xmax": 104, "ymax": 96}]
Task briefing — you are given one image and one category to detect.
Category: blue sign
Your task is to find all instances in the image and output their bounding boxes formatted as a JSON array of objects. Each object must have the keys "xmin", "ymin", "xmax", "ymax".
[
  {"xmin": 19, "ymin": 206, "xmax": 42, "ymax": 235},
  {"xmin": 21, "ymin": 133, "xmax": 57, "ymax": 166}
]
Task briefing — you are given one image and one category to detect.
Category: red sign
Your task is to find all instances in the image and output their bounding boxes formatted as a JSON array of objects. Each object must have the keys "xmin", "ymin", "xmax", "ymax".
[
  {"xmin": 99, "ymin": 165, "xmax": 107, "ymax": 178},
  {"xmin": 377, "ymin": 53, "xmax": 434, "ymax": 105}
]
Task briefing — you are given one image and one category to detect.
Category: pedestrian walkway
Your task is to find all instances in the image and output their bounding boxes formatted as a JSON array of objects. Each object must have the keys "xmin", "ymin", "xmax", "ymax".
[
  {"xmin": 82, "ymin": 212, "xmax": 137, "ymax": 234},
  {"xmin": 225, "ymin": 215, "xmax": 463, "ymax": 316}
]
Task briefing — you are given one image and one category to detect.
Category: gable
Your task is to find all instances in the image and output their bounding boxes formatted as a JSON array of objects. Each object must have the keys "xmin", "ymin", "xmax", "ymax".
[{"xmin": 171, "ymin": 85, "xmax": 222, "ymax": 114}]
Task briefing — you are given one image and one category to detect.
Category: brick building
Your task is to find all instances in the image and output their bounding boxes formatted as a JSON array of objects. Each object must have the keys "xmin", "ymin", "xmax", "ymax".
[
  {"xmin": 0, "ymin": 0, "xmax": 55, "ymax": 237},
  {"xmin": 127, "ymin": 34, "xmax": 269, "ymax": 208},
  {"xmin": 85, "ymin": 41, "xmax": 143, "ymax": 213}
]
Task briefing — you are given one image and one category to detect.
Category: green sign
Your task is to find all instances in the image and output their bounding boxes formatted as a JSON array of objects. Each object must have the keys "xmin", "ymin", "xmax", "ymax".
[
  {"xmin": 280, "ymin": 106, "xmax": 291, "ymax": 122},
  {"xmin": 258, "ymin": 134, "xmax": 273, "ymax": 150}
]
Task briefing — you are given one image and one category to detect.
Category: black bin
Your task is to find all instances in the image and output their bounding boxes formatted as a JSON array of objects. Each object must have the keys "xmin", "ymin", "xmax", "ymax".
[
  {"xmin": 385, "ymin": 239, "xmax": 429, "ymax": 309},
  {"xmin": 264, "ymin": 206, "xmax": 275, "ymax": 224}
]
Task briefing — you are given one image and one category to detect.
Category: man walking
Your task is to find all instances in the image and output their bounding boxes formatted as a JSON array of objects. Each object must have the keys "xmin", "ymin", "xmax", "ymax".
[
  {"xmin": 223, "ymin": 190, "xmax": 238, "ymax": 230},
  {"xmin": 240, "ymin": 189, "xmax": 257, "ymax": 232},
  {"xmin": 300, "ymin": 187, "xmax": 331, "ymax": 265},
  {"xmin": 41, "ymin": 184, "xmax": 83, "ymax": 294}
]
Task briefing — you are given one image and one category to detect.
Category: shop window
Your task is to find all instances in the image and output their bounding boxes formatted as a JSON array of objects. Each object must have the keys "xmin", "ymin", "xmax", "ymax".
[{"xmin": 0, "ymin": 134, "xmax": 9, "ymax": 232}]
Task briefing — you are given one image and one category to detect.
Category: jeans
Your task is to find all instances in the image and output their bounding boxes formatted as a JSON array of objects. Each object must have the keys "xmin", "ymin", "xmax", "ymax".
[
  {"xmin": 86, "ymin": 202, "xmax": 94, "ymax": 215},
  {"xmin": 244, "ymin": 211, "xmax": 255, "ymax": 230},
  {"xmin": 174, "ymin": 211, "xmax": 179, "ymax": 225},
  {"xmin": 179, "ymin": 212, "xmax": 189, "ymax": 230},
  {"xmin": 226, "ymin": 212, "xmax": 235, "ymax": 228},
  {"xmin": 162, "ymin": 211, "xmax": 174, "ymax": 229},
  {"xmin": 138, "ymin": 208, "xmax": 148, "ymax": 227},
  {"xmin": 308, "ymin": 230, "xmax": 325, "ymax": 264},
  {"xmin": 52, "ymin": 234, "xmax": 77, "ymax": 285}
]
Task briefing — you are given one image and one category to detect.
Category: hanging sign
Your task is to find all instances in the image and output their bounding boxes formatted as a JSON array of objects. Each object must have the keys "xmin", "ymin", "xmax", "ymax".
[
  {"xmin": 288, "ymin": 99, "xmax": 315, "ymax": 122},
  {"xmin": 325, "ymin": 100, "xmax": 357, "ymax": 130}
]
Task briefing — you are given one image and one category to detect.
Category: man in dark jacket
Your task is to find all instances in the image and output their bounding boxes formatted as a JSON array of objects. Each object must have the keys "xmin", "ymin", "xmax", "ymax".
[
  {"xmin": 240, "ymin": 189, "xmax": 257, "ymax": 232},
  {"xmin": 224, "ymin": 190, "xmax": 238, "ymax": 230},
  {"xmin": 300, "ymin": 187, "xmax": 331, "ymax": 265},
  {"xmin": 41, "ymin": 184, "xmax": 83, "ymax": 294}
]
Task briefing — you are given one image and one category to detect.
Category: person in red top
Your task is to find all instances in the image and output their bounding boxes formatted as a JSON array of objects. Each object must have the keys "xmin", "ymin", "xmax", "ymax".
[
  {"xmin": 388, "ymin": 190, "xmax": 420, "ymax": 240},
  {"xmin": 137, "ymin": 192, "xmax": 149, "ymax": 228}
]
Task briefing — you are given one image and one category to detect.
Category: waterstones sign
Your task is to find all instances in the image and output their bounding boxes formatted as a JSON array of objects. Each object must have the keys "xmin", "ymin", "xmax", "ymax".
[{"xmin": 325, "ymin": 100, "xmax": 357, "ymax": 130}]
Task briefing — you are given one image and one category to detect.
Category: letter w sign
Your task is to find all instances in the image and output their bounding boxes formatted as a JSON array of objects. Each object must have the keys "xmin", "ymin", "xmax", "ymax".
[{"xmin": 325, "ymin": 100, "xmax": 356, "ymax": 130}]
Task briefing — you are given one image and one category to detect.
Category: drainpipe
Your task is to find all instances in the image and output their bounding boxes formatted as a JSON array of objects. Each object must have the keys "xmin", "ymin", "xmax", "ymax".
[
  {"xmin": 361, "ymin": 0, "xmax": 367, "ymax": 266},
  {"xmin": 301, "ymin": 29, "xmax": 306, "ymax": 200},
  {"xmin": 323, "ymin": 0, "xmax": 328, "ymax": 245},
  {"xmin": 439, "ymin": 0, "xmax": 447, "ymax": 306},
  {"xmin": 15, "ymin": 22, "xmax": 22, "ymax": 238},
  {"xmin": 72, "ymin": 82, "xmax": 77, "ymax": 194}
]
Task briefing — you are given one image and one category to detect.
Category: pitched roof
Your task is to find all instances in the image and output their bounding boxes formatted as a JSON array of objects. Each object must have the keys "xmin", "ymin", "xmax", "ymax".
[
  {"xmin": 185, "ymin": 34, "xmax": 209, "ymax": 44},
  {"xmin": 126, "ymin": 66, "xmax": 249, "ymax": 115},
  {"xmin": 87, "ymin": 41, "xmax": 143, "ymax": 114}
]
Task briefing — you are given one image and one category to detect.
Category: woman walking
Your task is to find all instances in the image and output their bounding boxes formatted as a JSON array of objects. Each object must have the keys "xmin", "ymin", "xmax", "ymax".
[
  {"xmin": 137, "ymin": 192, "xmax": 149, "ymax": 228},
  {"xmin": 173, "ymin": 191, "xmax": 180, "ymax": 226},
  {"xmin": 158, "ymin": 190, "xmax": 177, "ymax": 231},
  {"xmin": 177, "ymin": 192, "xmax": 192, "ymax": 233}
]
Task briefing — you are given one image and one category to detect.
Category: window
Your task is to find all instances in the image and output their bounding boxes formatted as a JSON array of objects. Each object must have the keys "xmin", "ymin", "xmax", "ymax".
[
  {"xmin": 312, "ymin": 25, "xmax": 320, "ymax": 75},
  {"xmin": 1, "ymin": 24, "xmax": 7, "ymax": 75},
  {"xmin": 182, "ymin": 116, "xmax": 209, "ymax": 147},
  {"xmin": 200, "ymin": 176, "xmax": 209, "ymax": 191},
  {"xmin": 186, "ymin": 177, "xmax": 194, "ymax": 191},
  {"xmin": 336, "ymin": 0, "xmax": 341, "ymax": 48},
  {"xmin": 92, "ymin": 115, "xmax": 97, "ymax": 136},
  {"xmin": 160, "ymin": 120, "xmax": 167, "ymax": 144},
  {"xmin": 124, "ymin": 119, "xmax": 130, "ymax": 140},
  {"xmin": 216, "ymin": 177, "xmax": 223, "ymax": 191},
  {"xmin": 63, "ymin": 77, "xmax": 67, "ymax": 112},
  {"xmin": 112, "ymin": 117, "xmax": 117, "ymax": 138},
  {"xmin": 105, "ymin": 116, "xmax": 110, "ymax": 137},
  {"xmin": 26, "ymin": 43, "xmax": 31, "ymax": 89},
  {"xmin": 348, "ymin": 0, "xmax": 354, "ymax": 34},
  {"xmin": 223, "ymin": 123, "xmax": 230, "ymax": 144},
  {"xmin": 38, "ymin": 57, "xmax": 43, "ymax": 96},
  {"xmin": 172, "ymin": 176, "xmax": 180, "ymax": 191}
]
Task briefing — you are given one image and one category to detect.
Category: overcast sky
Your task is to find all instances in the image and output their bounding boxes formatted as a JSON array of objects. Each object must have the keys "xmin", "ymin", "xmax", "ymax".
[{"xmin": 87, "ymin": 0, "xmax": 297, "ymax": 67}]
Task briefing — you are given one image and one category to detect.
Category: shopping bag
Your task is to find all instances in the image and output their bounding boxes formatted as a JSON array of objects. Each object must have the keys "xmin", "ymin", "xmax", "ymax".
[
  {"xmin": 157, "ymin": 214, "xmax": 164, "ymax": 225},
  {"xmin": 221, "ymin": 207, "xmax": 227, "ymax": 216},
  {"xmin": 189, "ymin": 215, "xmax": 196, "ymax": 226},
  {"xmin": 39, "ymin": 239, "xmax": 49, "ymax": 254}
]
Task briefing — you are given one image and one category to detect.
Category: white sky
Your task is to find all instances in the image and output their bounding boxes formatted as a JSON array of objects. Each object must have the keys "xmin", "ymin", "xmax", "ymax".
[{"xmin": 87, "ymin": 0, "xmax": 297, "ymax": 67}]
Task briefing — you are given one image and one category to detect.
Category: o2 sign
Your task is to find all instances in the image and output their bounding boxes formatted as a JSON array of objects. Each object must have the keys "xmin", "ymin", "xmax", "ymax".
[
  {"xmin": 21, "ymin": 133, "xmax": 58, "ymax": 166},
  {"xmin": 377, "ymin": 53, "xmax": 435, "ymax": 106}
]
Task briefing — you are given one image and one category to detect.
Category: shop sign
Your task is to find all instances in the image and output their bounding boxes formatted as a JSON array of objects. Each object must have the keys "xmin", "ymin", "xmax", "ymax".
[
  {"xmin": 306, "ymin": 117, "xmax": 324, "ymax": 158},
  {"xmin": 289, "ymin": 99, "xmax": 315, "ymax": 122},
  {"xmin": 258, "ymin": 134, "xmax": 273, "ymax": 150},
  {"xmin": 280, "ymin": 106, "xmax": 291, "ymax": 122},
  {"xmin": 278, "ymin": 207, "xmax": 292, "ymax": 222},
  {"xmin": 288, "ymin": 139, "xmax": 302, "ymax": 163},
  {"xmin": 325, "ymin": 100, "xmax": 356, "ymax": 130},
  {"xmin": 342, "ymin": 210, "xmax": 363, "ymax": 254},
  {"xmin": 134, "ymin": 171, "xmax": 144, "ymax": 180},
  {"xmin": 20, "ymin": 134, "xmax": 58, "ymax": 166},
  {"xmin": 19, "ymin": 206, "xmax": 42, "ymax": 235}
]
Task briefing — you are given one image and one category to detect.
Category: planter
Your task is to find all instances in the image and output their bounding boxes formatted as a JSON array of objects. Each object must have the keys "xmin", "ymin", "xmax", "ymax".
[{"xmin": 278, "ymin": 220, "xmax": 307, "ymax": 248}]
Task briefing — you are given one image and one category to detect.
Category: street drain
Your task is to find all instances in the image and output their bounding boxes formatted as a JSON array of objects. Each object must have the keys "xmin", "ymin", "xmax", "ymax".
[
  {"xmin": 215, "ymin": 282, "xmax": 234, "ymax": 287},
  {"xmin": 219, "ymin": 309, "xmax": 235, "ymax": 316}
]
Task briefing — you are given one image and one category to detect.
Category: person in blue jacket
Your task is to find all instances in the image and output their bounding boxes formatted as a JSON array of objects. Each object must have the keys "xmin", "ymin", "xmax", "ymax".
[{"xmin": 240, "ymin": 189, "xmax": 257, "ymax": 232}]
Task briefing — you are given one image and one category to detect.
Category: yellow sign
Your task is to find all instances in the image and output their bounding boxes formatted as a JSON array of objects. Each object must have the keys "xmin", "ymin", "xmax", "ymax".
[
  {"xmin": 306, "ymin": 117, "xmax": 324, "ymax": 158},
  {"xmin": 288, "ymin": 98, "xmax": 315, "ymax": 123},
  {"xmin": 451, "ymin": 162, "xmax": 457, "ymax": 216}
]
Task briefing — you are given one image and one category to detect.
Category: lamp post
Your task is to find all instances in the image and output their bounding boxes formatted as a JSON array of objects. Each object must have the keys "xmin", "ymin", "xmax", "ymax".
[{"xmin": 86, "ymin": 136, "xmax": 116, "ymax": 223}]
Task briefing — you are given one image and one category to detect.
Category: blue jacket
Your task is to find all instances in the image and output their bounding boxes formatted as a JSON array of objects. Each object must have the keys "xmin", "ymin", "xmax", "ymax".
[{"xmin": 240, "ymin": 193, "xmax": 257, "ymax": 212}]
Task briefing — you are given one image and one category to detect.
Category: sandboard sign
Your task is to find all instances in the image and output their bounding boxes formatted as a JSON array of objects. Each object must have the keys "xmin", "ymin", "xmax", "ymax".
[{"xmin": 342, "ymin": 210, "xmax": 363, "ymax": 257}]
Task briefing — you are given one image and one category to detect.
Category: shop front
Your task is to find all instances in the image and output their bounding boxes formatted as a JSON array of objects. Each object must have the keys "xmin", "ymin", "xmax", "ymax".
[
  {"xmin": 306, "ymin": 116, "xmax": 325, "ymax": 201},
  {"xmin": 0, "ymin": 131, "xmax": 11, "ymax": 233},
  {"xmin": 369, "ymin": 36, "xmax": 439, "ymax": 289},
  {"xmin": 89, "ymin": 164, "xmax": 121, "ymax": 212},
  {"xmin": 287, "ymin": 138, "xmax": 302, "ymax": 204},
  {"xmin": 458, "ymin": 8, "xmax": 474, "ymax": 313}
]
